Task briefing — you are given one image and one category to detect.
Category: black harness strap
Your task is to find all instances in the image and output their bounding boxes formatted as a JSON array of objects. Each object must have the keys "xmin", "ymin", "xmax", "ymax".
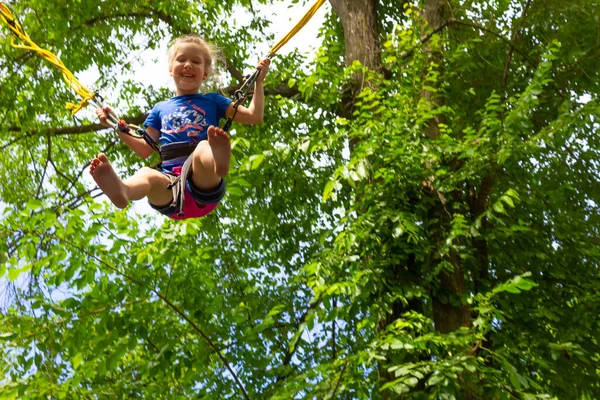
[
  {"xmin": 155, "ymin": 141, "xmax": 198, "ymax": 217},
  {"xmin": 222, "ymin": 91, "xmax": 244, "ymax": 133},
  {"xmin": 159, "ymin": 141, "xmax": 196, "ymax": 162},
  {"xmin": 222, "ymin": 55, "xmax": 273, "ymax": 132},
  {"xmin": 114, "ymin": 118, "xmax": 161, "ymax": 154},
  {"xmin": 140, "ymin": 128, "xmax": 160, "ymax": 153}
]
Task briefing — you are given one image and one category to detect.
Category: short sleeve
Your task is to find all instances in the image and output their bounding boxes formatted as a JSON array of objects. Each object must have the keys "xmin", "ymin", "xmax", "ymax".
[
  {"xmin": 209, "ymin": 93, "xmax": 233, "ymax": 121},
  {"xmin": 144, "ymin": 104, "xmax": 163, "ymax": 131}
]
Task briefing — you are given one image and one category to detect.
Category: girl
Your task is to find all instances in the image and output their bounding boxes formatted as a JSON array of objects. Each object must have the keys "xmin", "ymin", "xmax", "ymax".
[{"xmin": 91, "ymin": 35, "xmax": 270, "ymax": 219}]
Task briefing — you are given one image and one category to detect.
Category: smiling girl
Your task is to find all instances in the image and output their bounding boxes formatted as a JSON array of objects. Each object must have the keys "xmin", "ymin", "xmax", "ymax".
[{"xmin": 91, "ymin": 35, "xmax": 270, "ymax": 219}]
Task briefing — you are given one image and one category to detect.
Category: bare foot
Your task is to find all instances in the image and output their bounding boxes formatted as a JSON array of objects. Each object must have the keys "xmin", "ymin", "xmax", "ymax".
[
  {"xmin": 89, "ymin": 153, "xmax": 129, "ymax": 209},
  {"xmin": 207, "ymin": 125, "xmax": 231, "ymax": 177}
]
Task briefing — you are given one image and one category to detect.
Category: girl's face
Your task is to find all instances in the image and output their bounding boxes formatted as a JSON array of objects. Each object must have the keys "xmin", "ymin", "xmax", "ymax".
[{"xmin": 169, "ymin": 42, "xmax": 209, "ymax": 95}]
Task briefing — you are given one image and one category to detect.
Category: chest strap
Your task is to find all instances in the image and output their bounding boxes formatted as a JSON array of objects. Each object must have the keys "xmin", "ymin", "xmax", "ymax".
[{"xmin": 160, "ymin": 141, "xmax": 197, "ymax": 163}]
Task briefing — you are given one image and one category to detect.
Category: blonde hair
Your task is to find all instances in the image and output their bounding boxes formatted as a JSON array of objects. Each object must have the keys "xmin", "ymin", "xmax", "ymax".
[{"xmin": 167, "ymin": 35, "xmax": 220, "ymax": 75}]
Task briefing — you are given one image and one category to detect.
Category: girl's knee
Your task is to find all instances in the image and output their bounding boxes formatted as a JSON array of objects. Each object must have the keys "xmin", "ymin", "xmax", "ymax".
[
  {"xmin": 138, "ymin": 167, "xmax": 169, "ymax": 184},
  {"xmin": 192, "ymin": 141, "xmax": 210, "ymax": 157},
  {"xmin": 139, "ymin": 166, "xmax": 156, "ymax": 175},
  {"xmin": 192, "ymin": 142, "xmax": 212, "ymax": 166}
]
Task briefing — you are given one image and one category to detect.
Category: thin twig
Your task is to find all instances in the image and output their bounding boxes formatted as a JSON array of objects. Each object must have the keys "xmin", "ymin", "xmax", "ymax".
[
  {"xmin": 329, "ymin": 358, "xmax": 349, "ymax": 399},
  {"xmin": 276, "ymin": 296, "xmax": 322, "ymax": 382},
  {"xmin": 13, "ymin": 298, "xmax": 149, "ymax": 342},
  {"xmin": 502, "ymin": 0, "xmax": 532, "ymax": 89},
  {"xmin": 451, "ymin": 19, "xmax": 538, "ymax": 68},
  {"xmin": 398, "ymin": 18, "xmax": 534, "ymax": 67},
  {"xmin": 34, "ymin": 133, "xmax": 52, "ymax": 199}
]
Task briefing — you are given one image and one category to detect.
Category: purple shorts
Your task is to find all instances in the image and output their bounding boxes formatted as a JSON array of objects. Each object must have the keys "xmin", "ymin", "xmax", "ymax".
[{"xmin": 149, "ymin": 165, "xmax": 225, "ymax": 220}]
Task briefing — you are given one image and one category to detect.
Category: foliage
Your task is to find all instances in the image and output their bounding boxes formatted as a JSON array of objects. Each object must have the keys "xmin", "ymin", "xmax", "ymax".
[{"xmin": 1, "ymin": 0, "xmax": 599, "ymax": 398}]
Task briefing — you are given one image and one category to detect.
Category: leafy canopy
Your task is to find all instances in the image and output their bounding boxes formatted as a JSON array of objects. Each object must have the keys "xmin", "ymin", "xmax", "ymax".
[{"xmin": 1, "ymin": 0, "xmax": 599, "ymax": 399}]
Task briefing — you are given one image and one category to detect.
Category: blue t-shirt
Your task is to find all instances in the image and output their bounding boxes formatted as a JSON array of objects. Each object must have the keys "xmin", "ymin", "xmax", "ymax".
[{"xmin": 145, "ymin": 93, "xmax": 232, "ymax": 146}]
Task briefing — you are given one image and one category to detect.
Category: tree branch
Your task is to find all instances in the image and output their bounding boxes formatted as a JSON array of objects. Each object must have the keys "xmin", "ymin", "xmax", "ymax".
[
  {"xmin": 80, "ymin": 12, "xmax": 163, "ymax": 27},
  {"xmin": 225, "ymin": 58, "xmax": 245, "ymax": 83},
  {"xmin": 399, "ymin": 18, "xmax": 536, "ymax": 69},
  {"xmin": 471, "ymin": 173, "xmax": 494, "ymax": 217},
  {"xmin": 34, "ymin": 133, "xmax": 52, "ymax": 199},
  {"xmin": 471, "ymin": 173, "xmax": 494, "ymax": 296},
  {"xmin": 450, "ymin": 19, "xmax": 537, "ymax": 68},
  {"xmin": 398, "ymin": 17, "xmax": 567, "ymax": 101},
  {"xmin": 399, "ymin": 18, "xmax": 455, "ymax": 60},
  {"xmin": 3, "ymin": 113, "xmax": 145, "ymax": 151},
  {"xmin": 20, "ymin": 230, "xmax": 253, "ymax": 400}
]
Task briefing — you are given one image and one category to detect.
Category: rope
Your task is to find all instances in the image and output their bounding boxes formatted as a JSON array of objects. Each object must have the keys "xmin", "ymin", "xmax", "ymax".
[
  {"xmin": 223, "ymin": 0, "xmax": 326, "ymax": 132},
  {"xmin": 0, "ymin": 2, "xmax": 94, "ymax": 114},
  {"xmin": 267, "ymin": 0, "xmax": 327, "ymax": 56},
  {"xmin": 0, "ymin": 3, "xmax": 159, "ymax": 149}
]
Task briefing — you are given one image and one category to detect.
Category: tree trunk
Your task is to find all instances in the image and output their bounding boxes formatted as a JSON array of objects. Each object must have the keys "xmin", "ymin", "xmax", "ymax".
[
  {"xmin": 328, "ymin": 0, "xmax": 381, "ymax": 69},
  {"xmin": 418, "ymin": 0, "xmax": 472, "ymax": 335},
  {"xmin": 329, "ymin": 0, "xmax": 382, "ymax": 128}
]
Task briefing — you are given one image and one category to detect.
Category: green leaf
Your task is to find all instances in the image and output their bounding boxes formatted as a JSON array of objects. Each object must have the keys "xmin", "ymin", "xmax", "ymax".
[
  {"xmin": 227, "ymin": 185, "xmax": 244, "ymax": 197},
  {"xmin": 493, "ymin": 201, "xmax": 506, "ymax": 214},
  {"xmin": 426, "ymin": 373, "xmax": 444, "ymax": 387},
  {"xmin": 250, "ymin": 154, "xmax": 265, "ymax": 170},
  {"xmin": 0, "ymin": 332, "xmax": 16, "ymax": 340},
  {"xmin": 72, "ymin": 353, "xmax": 83, "ymax": 369},
  {"xmin": 322, "ymin": 180, "xmax": 335, "ymax": 202},
  {"xmin": 405, "ymin": 377, "xmax": 419, "ymax": 387},
  {"xmin": 8, "ymin": 267, "xmax": 21, "ymax": 281},
  {"xmin": 26, "ymin": 199, "xmax": 43, "ymax": 211}
]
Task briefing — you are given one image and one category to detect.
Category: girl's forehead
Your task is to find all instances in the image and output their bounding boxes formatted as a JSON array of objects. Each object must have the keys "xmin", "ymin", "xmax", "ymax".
[{"xmin": 173, "ymin": 42, "xmax": 206, "ymax": 56}]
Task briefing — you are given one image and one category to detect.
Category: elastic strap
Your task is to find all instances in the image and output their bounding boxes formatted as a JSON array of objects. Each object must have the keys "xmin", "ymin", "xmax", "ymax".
[{"xmin": 167, "ymin": 156, "xmax": 194, "ymax": 217}]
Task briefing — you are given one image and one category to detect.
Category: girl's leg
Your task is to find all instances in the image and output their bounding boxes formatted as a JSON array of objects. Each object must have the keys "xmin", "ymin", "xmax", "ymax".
[
  {"xmin": 90, "ymin": 153, "xmax": 172, "ymax": 209},
  {"xmin": 190, "ymin": 125, "xmax": 231, "ymax": 190}
]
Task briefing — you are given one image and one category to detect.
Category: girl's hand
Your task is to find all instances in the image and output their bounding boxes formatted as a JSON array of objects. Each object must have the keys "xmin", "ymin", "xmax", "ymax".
[
  {"xmin": 96, "ymin": 106, "xmax": 114, "ymax": 128},
  {"xmin": 255, "ymin": 58, "xmax": 271, "ymax": 83}
]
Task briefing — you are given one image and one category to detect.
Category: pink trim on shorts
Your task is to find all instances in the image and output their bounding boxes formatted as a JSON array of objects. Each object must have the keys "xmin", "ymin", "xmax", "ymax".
[{"xmin": 167, "ymin": 189, "xmax": 219, "ymax": 220}]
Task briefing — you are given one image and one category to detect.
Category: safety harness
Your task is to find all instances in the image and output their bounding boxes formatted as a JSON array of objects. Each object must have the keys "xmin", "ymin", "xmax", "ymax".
[{"xmin": 115, "ymin": 118, "xmax": 194, "ymax": 217}]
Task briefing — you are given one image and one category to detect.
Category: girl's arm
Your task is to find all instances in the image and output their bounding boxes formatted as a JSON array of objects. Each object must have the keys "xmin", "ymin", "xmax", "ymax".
[
  {"xmin": 96, "ymin": 107, "xmax": 159, "ymax": 159},
  {"xmin": 226, "ymin": 58, "xmax": 271, "ymax": 125}
]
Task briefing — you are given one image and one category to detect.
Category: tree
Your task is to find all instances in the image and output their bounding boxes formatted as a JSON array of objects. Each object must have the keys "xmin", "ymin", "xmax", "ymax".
[{"xmin": 1, "ymin": 0, "xmax": 599, "ymax": 398}]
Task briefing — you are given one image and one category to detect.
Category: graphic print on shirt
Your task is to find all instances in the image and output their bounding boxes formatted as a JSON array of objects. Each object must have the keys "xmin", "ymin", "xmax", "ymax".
[{"xmin": 161, "ymin": 101, "xmax": 208, "ymax": 143}]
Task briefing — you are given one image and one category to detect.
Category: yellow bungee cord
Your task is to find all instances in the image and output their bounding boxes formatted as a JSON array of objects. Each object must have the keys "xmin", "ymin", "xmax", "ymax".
[
  {"xmin": 267, "ymin": 0, "xmax": 327, "ymax": 56},
  {"xmin": 1, "ymin": 2, "xmax": 95, "ymax": 115}
]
